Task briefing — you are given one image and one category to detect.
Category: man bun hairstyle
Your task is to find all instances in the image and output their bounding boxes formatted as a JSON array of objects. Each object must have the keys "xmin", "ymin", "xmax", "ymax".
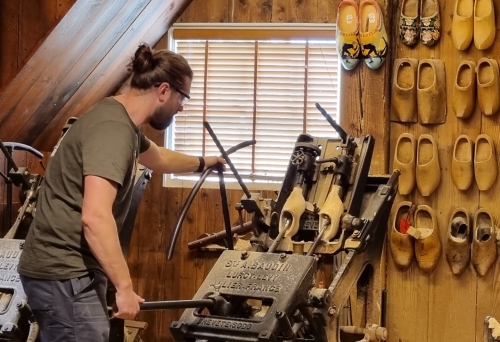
[{"xmin": 128, "ymin": 43, "xmax": 193, "ymax": 90}]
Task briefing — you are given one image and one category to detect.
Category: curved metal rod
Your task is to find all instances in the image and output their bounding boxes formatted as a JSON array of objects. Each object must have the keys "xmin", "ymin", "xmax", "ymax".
[
  {"xmin": 204, "ymin": 121, "xmax": 251, "ymax": 198},
  {"xmin": 2, "ymin": 141, "xmax": 44, "ymax": 160},
  {"xmin": 166, "ymin": 139, "xmax": 256, "ymax": 260}
]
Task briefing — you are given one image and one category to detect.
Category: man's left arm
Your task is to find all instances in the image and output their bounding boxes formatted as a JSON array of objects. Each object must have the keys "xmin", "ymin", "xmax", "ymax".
[{"xmin": 138, "ymin": 139, "xmax": 225, "ymax": 174}]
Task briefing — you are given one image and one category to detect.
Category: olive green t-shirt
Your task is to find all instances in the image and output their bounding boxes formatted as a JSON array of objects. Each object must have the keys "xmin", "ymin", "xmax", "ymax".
[{"xmin": 18, "ymin": 97, "xmax": 150, "ymax": 280}]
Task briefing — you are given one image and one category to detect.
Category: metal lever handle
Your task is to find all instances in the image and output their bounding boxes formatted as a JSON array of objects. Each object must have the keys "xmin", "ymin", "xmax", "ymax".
[
  {"xmin": 0, "ymin": 138, "xmax": 20, "ymax": 172},
  {"xmin": 203, "ymin": 121, "xmax": 251, "ymax": 199},
  {"xmin": 3, "ymin": 142, "xmax": 44, "ymax": 159},
  {"xmin": 315, "ymin": 103, "xmax": 347, "ymax": 142},
  {"xmin": 139, "ymin": 299, "xmax": 214, "ymax": 311},
  {"xmin": 166, "ymin": 140, "xmax": 256, "ymax": 260},
  {"xmin": 217, "ymin": 164, "xmax": 233, "ymax": 250}
]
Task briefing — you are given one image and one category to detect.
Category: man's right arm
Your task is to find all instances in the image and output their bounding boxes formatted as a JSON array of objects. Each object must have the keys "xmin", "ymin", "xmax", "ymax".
[{"xmin": 81, "ymin": 175, "xmax": 144, "ymax": 319}]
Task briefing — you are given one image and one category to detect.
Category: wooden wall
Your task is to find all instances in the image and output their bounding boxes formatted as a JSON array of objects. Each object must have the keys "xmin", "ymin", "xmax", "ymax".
[
  {"xmin": 0, "ymin": 0, "xmax": 194, "ymax": 149},
  {"xmin": 129, "ymin": 0, "xmax": 391, "ymax": 341},
  {"xmin": 387, "ymin": 1, "xmax": 500, "ymax": 342},
  {"xmin": 9, "ymin": 1, "xmax": 493, "ymax": 342},
  {"xmin": 0, "ymin": 0, "xmax": 74, "ymax": 89},
  {"xmin": 0, "ymin": 0, "xmax": 73, "ymax": 237}
]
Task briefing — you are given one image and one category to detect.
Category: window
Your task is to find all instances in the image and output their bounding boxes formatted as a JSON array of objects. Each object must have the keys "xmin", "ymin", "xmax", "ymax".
[{"xmin": 166, "ymin": 24, "xmax": 340, "ymax": 189}]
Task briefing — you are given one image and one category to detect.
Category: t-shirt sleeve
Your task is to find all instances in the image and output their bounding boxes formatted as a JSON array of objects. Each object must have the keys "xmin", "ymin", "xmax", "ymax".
[
  {"xmin": 138, "ymin": 131, "xmax": 151, "ymax": 154},
  {"xmin": 81, "ymin": 121, "xmax": 136, "ymax": 187}
]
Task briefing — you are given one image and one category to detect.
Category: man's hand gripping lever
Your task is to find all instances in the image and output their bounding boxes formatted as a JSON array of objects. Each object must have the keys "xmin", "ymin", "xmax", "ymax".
[
  {"xmin": 112, "ymin": 285, "xmax": 145, "ymax": 320},
  {"xmin": 166, "ymin": 120, "xmax": 257, "ymax": 260}
]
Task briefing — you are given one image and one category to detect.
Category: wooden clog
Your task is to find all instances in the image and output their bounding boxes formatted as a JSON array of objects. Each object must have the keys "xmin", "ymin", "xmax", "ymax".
[
  {"xmin": 445, "ymin": 208, "xmax": 471, "ymax": 275},
  {"xmin": 474, "ymin": 134, "xmax": 497, "ymax": 191},
  {"xmin": 472, "ymin": 208, "xmax": 497, "ymax": 276},
  {"xmin": 452, "ymin": 60, "xmax": 476, "ymax": 119},
  {"xmin": 416, "ymin": 134, "xmax": 441, "ymax": 196},
  {"xmin": 451, "ymin": 134, "xmax": 474, "ymax": 191},
  {"xmin": 389, "ymin": 201, "xmax": 415, "ymax": 270},
  {"xmin": 393, "ymin": 133, "xmax": 416, "ymax": 195},
  {"xmin": 391, "ymin": 58, "xmax": 419, "ymax": 123},
  {"xmin": 414, "ymin": 205, "xmax": 441, "ymax": 272}
]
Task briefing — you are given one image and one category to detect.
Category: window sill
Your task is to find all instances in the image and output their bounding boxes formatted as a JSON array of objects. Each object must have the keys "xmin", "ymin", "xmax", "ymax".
[{"xmin": 163, "ymin": 174, "xmax": 281, "ymax": 191}]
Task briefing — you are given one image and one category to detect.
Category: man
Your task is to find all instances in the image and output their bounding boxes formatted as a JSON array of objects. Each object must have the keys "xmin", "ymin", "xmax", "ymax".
[{"xmin": 18, "ymin": 43, "xmax": 225, "ymax": 341}]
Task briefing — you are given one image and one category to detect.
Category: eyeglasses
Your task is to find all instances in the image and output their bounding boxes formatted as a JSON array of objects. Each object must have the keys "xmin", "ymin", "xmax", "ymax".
[
  {"xmin": 154, "ymin": 82, "xmax": 190, "ymax": 106},
  {"xmin": 171, "ymin": 84, "xmax": 190, "ymax": 106}
]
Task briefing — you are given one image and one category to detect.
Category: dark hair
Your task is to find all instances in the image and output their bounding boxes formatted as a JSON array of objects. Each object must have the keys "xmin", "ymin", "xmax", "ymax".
[{"xmin": 128, "ymin": 43, "xmax": 193, "ymax": 90}]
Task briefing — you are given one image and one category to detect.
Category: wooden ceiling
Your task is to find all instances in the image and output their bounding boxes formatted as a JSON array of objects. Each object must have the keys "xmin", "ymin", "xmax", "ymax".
[{"xmin": 0, "ymin": 0, "xmax": 193, "ymax": 151}]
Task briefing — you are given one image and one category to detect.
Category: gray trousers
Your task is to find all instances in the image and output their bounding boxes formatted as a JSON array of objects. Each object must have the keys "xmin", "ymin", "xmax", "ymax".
[{"xmin": 20, "ymin": 272, "xmax": 109, "ymax": 342}]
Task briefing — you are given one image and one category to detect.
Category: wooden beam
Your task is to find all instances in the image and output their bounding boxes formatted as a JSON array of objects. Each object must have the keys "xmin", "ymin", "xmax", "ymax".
[
  {"xmin": 0, "ymin": 0, "xmax": 193, "ymax": 148},
  {"xmin": 0, "ymin": 1, "xmax": 21, "ymax": 87},
  {"xmin": 33, "ymin": 0, "xmax": 193, "ymax": 150},
  {"xmin": 0, "ymin": 0, "xmax": 146, "ymax": 142},
  {"xmin": 0, "ymin": 0, "xmax": 103, "ymax": 125}
]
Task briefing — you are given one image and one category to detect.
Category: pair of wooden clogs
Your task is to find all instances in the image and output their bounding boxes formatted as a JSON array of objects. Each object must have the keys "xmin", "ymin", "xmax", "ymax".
[
  {"xmin": 391, "ymin": 58, "xmax": 446, "ymax": 124},
  {"xmin": 389, "ymin": 202, "xmax": 441, "ymax": 272},
  {"xmin": 445, "ymin": 208, "xmax": 498, "ymax": 276},
  {"xmin": 451, "ymin": 0, "xmax": 496, "ymax": 51},
  {"xmin": 453, "ymin": 58, "xmax": 500, "ymax": 118},
  {"xmin": 452, "ymin": 134, "xmax": 497, "ymax": 191},
  {"xmin": 393, "ymin": 133, "xmax": 440, "ymax": 196}
]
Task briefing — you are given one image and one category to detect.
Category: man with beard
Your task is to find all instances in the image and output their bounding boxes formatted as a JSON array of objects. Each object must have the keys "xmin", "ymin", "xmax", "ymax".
[{"xmin": 18, "ymin": 43, "xmax": 225, "ymax": 342}]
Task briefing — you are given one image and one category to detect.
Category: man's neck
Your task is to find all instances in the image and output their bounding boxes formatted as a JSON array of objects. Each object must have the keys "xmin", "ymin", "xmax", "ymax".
[{"xmin": 113, "ymin": 90, "xmax": 155, "ymax": 127}]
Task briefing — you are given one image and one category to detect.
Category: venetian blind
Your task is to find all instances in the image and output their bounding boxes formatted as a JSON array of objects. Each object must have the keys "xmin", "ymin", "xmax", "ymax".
[{"xmin": 171, "ymin": 32, "xmax": 339, "ymax": 185}]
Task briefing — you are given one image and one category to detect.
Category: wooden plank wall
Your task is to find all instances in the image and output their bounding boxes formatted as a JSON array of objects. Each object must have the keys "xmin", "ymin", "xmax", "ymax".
[
  {"xmin": 129, "ymin": 0, "xmax": 391, "ymax": 341},
  {"xmin": 0, "ymin": 0, "xmax": 75, "ymax": 89},
  {"xmin": 387, "ymin": 1, "xmax": 500, "ymax": 342},
  {"xmin": 0, "ymin": 0, "xmax": 194, "ymax": 150},
  {"xmin": 0, "ymin": 0, "xmax": 73, "ymax": 235}
]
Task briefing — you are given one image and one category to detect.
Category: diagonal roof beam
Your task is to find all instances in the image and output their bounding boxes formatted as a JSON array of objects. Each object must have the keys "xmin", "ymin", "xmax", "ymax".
[{"xmin": 0, "ymin": 0, "xmax": 192, "ymax": 149}]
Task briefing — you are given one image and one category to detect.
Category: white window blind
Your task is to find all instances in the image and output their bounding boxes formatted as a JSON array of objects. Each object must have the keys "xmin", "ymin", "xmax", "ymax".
[{"xmin": 169, "ymin": 29, "xmax": 339, "ymax": 186}]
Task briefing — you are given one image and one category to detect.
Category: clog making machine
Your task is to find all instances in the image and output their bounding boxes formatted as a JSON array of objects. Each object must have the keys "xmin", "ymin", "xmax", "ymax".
[
  {"xmin": 162, "ymin": 104, "xmax": 399, "ymax": 342},
  {"xmin": 0, "ymin": 104, "xmax": 400, "ymax": 342}
]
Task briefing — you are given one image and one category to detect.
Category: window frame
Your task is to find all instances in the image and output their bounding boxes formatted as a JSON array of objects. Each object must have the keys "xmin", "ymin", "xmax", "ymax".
[{"xmin": 164, "ymin": 23, "xmax": 340, "ymax": 190}]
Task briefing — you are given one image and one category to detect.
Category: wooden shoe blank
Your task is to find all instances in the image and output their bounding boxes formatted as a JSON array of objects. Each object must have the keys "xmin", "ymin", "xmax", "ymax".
[
  {"xmin": 452, "ymin": 0, "xmax": 474, "ymax": 50},
  {"xmin": 393, "ymin": 133, "xmax": 416, "ymax": 195},
  {"xmin": 389, "ymin": 201, "xmax": 414, "ymax": 269},
  {"xmin": 391, "ymin": 58, "xmax": 418, "ymax": 123},
  {"xmin": 453, "ymin": 60, "xmax": 476, "ymax": 119},
  {"xmin": 279, "ymin": 186, "xmax": 306, "ymax": 238},
  {"xmin": 474, "ymin": 0, "xmax": 496, "ymax": 50},
  {"xmin": 416, "ymin": 134, "xmax": 440, "ymax": 196},
  {"xmin": 414, "ymin": 205, "xmax": 441, "ymax": 272},
  {"xmin": 319, "ymin": 185, "xmax": 344, "ymax": 241},
  {"xmin": 474, "ymin": 134, "xmax": 497, "ymax": 191},
  {"xmin": 477, "ymin": 58, "xmax": 500, "ymax": 116},
  {"xmin": 451, "ymin": 134, "xmax": 474, "ymax": 190},
  {"xmin": 445, "ymin": 208, "xmax": 471, "ymax": 275},
  {"xmin": 472, "ymin": 208, "xmax": 497, "ymax": 276},
  {"xmin": 417, "ymin": 59, "xmax": 446, "ymax": 124}
]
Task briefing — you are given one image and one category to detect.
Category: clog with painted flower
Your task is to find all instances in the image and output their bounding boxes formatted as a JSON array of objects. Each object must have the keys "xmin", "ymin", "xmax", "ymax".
[
  {"xmin": 420, "ymin": 0, "xmax": 441, "ymax": 46},
  {"xmin": 400, "ymin": 0, "xmax": 419, "ymax": 46},
  {"xmin": 336, "ymin": 0, "xmax": 361, "ymax": 70}
]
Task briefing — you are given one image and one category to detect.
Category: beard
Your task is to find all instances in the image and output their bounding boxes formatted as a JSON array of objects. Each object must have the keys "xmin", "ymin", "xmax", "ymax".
[{"xmin": 150, "ymin": 106, "xmax": 174, "ymax": 130}]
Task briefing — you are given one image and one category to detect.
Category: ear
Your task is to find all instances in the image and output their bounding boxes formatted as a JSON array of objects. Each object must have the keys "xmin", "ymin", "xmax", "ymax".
[{"xmin": 157, "ymin": 82, "xmax": 171, "ymax": 102}]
